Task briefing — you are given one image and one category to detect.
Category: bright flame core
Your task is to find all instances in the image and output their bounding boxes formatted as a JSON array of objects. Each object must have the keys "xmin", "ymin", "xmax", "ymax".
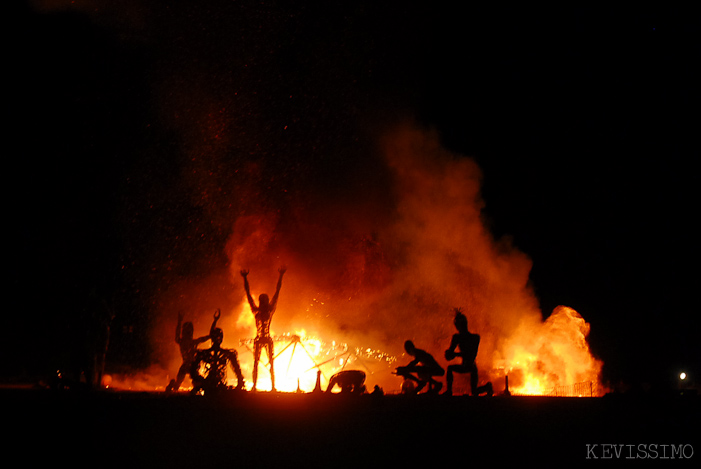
[{"xmin": 235, "ymin": 331, "xmax": 397, "ymax": 392}]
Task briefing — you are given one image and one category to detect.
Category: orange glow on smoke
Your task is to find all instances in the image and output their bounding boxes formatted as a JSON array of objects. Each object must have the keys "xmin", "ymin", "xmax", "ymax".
[
  {"xmin": 131, "ymin": 123, "xmax": 605, "ymax": 397},
  {"xmin": 495, "ymin": 306, "xmax": 603, "ymax": 396}
]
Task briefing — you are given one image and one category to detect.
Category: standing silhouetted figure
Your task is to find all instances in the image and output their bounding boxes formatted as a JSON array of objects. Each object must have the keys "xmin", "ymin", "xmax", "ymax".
[
  {"xmin": 444, "ymin": 308, "xmax": 493, "ymax": 396},
  {"xmin": 326, "ymin": 370, "xmax": 367, "ymax": 394},
  {"xmin": 395, "ymin": 340, "xmax": 444, "ymax": 394},
  {"xmin": 241, "ymin": 267, "xmax": 286, "ymax": 391},
  {"xmin": 166, "ymin": 309, "xmax": 220, "ymax": 393},
  {"xmin": 190, "ymin": 327, "xmax": 245, "ymax": 395}
]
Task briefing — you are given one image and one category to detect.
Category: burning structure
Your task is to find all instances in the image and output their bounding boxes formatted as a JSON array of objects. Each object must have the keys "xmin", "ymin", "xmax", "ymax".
[{"xmin": 112, "ymin": 123, "xmax": 604, "ymax": 397}]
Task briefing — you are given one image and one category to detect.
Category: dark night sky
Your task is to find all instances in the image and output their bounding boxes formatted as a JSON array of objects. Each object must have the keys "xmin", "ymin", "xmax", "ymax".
[{"xmin": 9, "ymin": 2, "xmax": 699, "ymax": 391}]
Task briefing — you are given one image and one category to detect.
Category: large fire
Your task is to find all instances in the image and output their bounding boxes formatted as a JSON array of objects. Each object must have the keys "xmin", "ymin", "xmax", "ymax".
[
  {"xmin": 235, "ymin": 332, "xmax": 397, "ymax": 393},
  {"xmin": 495, "ymin": 306, "xmax": 602, "ymax": 396},
  {"xmin": 112, "ymin": 123, "xmax": 604, "ymax": 397},
  {"xmin": 227, "ymin": 304, "xmax": 600, "ymax": 396},
  {"xmin": 231, "ymin": 300, "xmax": 397, "ymax": 392},
  {"xmin": 224, "ymin": 305, "xmax": 601, "ymax": 396}
]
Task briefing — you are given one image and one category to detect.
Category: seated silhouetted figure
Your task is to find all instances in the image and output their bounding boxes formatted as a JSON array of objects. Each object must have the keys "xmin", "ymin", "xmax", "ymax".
[
  {"xmin": 166, "ymin": 309, "xmax": 220, "ymax": 392},
  {"xmin": 326, "ymin": 370, "xmax": 367, "ymax": 394},
  {"xmin": 190, "ymin": 327, "xmax": 245, "ymax": 396},
  {"xmin": 395, "ymin": 340, "xmax": 444, "ymax": 394},
  {"xmin": 444, "ymin": 308, "xmax": 493, "ymax": 396}
]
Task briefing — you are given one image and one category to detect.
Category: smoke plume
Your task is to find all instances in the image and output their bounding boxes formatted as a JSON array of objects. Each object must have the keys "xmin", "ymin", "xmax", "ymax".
[{"xmin": 144, "ymin": 120, "xmax": 600, "ymax": 393}]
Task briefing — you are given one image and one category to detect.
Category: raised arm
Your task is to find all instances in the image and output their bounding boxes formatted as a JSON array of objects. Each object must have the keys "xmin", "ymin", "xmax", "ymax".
[
  {"xmin": 240, "ymin": 269, "xmax": 257, "ymax": 311},
  {"xmin": 210, "ymin": 309, "xmax": 221, "ymax": 336},
  {"xmin": 270, "ymin": 266, "xmax": 286, "ymax": 309}
]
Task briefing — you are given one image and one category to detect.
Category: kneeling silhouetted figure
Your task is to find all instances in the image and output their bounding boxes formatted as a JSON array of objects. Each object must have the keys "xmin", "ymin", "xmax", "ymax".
[
  {"xmin": 326, "ymin": 370, "xmax": 367, "ymax": 394},
  {"xmin": 395, "ymin": 340, "xmax": 444, "ymax": 394},
  {"xmin": 190, "ymin": 327, "xmax": 245, "ymax": 396},
  {"xmin": 444, "ymin": 308, "xmax": 493, "ymax": 396}
]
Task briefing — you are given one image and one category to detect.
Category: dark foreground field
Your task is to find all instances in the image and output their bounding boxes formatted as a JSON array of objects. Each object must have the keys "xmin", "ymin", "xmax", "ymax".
[{"xmin": 5, "ymin": 388, "xmax": 699, "ymax": 467}]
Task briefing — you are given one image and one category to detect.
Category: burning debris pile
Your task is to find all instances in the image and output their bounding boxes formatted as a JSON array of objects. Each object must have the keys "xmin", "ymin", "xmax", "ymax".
[{"xmin": 126, "ymin": 123, "xmax": 604, "ymax": 397}]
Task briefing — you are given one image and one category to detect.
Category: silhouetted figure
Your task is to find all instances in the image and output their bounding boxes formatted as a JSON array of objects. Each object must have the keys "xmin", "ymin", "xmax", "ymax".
[
  {"xmin": 190, "ymin": 327, "xmax": 245, "ymax": 395},
  {"xmin": 241, "ymin": 267, "xmax": 286, "ymax": 391},
  {"xmin": 395, "ymin": 340, "xmax": 444, "ymax": 394},
  {"xmin": 166, "ymin": 309, "xmax": 220, "ymax": 393},
  {"xmin": 444, "ymin": 308, "xmax": 493, "ymax": 396},
  {"xmin": 326, "ymin": 370, "xmax": 367, "ymax": 394}
]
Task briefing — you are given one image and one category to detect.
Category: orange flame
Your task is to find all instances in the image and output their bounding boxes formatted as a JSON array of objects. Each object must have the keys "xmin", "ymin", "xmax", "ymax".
[{"xmin": 496, "ymin": 306, "xmax": 603, "ymax": 396}]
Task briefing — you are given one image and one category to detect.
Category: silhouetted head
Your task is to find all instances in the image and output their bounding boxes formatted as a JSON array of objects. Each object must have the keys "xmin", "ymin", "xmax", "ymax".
[
  {"xmin": 454, "ymin": 310, "xmax": 468, "ymax": 332},
  {"xmin": 258, "ymin": 293, "xmax": 270, "ymax": 308},
  {"xmin": 182, "ymin": 322, "xmax": 194, "ymax": 339},
  {"xmin": 404, "ymin": 340, "xmax": 416, "ymax": 355},
  {"xmin": 211, "ymin": 327, "xmax": 224, "ymax": 346}
]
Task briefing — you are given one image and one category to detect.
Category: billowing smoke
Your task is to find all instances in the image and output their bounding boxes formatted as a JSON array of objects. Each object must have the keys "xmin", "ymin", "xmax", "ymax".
[{"xmin": 141, "ymin": 121, "xmax": 600, "ymax": 393}]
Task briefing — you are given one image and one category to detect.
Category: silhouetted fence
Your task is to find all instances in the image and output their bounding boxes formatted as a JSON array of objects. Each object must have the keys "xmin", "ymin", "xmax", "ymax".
[{"xmin": 512, "ymin": 381, "xmax": 599, "ymax": 397}]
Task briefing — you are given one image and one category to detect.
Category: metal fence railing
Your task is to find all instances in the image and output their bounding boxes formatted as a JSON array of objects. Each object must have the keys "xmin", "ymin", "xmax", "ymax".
[{"xmin": 512, "ymin": 380, "xmax": 598, "ymax": 397}]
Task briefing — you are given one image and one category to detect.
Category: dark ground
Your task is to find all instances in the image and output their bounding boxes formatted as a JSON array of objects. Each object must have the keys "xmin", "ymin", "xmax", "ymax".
[{"xmin": 6, "ymin": 388, "xmax": 699, "ymax": 467}]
